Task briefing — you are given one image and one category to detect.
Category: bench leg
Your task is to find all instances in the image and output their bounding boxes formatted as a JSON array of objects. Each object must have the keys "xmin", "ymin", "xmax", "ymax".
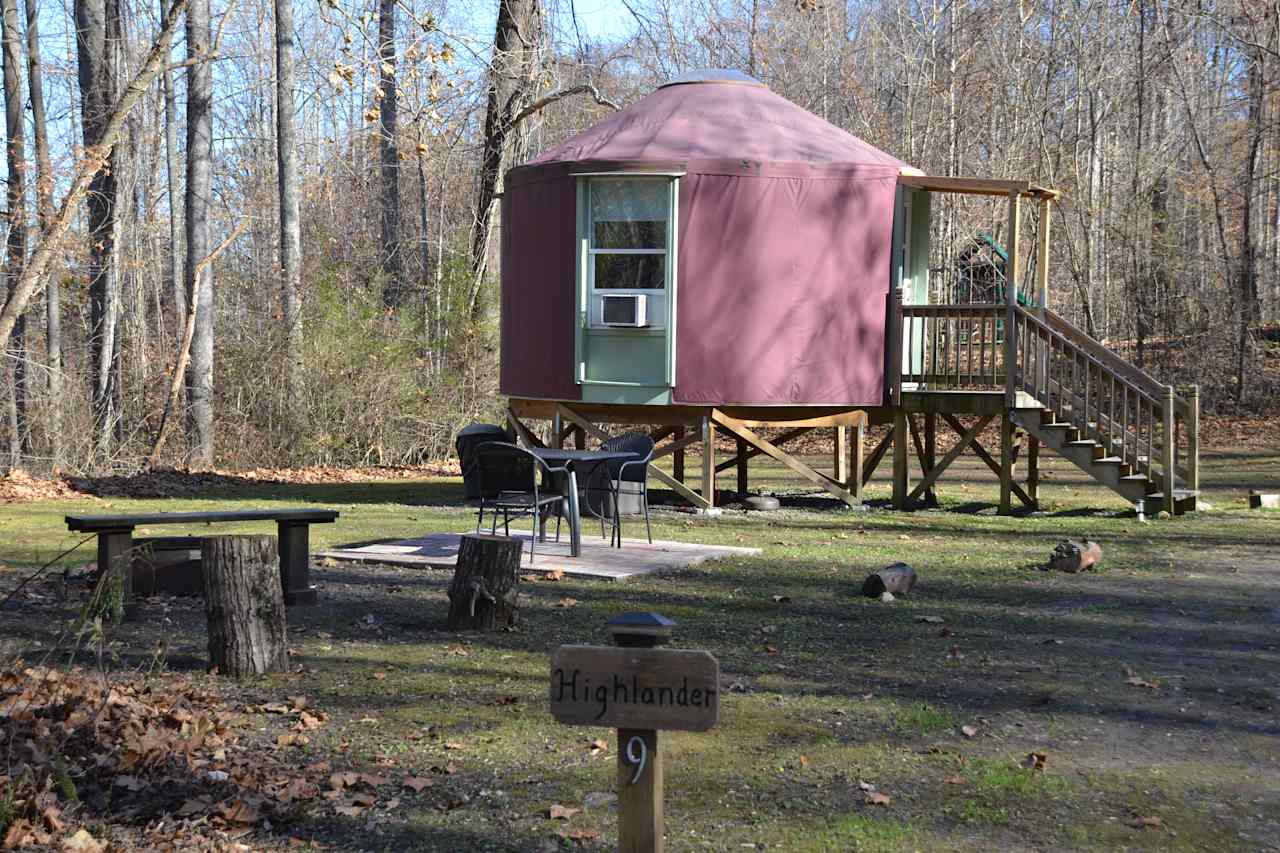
[
  {"xmin": 98, "ymin": 529, "xmax": 135, "ymax": 603},
  {"xmin": 277, "ymin": 521, "xmax": 318, "ymax": 606}
]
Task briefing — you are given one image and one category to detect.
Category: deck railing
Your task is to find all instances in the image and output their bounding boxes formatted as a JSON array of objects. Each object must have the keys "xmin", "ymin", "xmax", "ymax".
[{"xmin": 889, "ymin": 290, "xmax": 1199, "ymax": 512}]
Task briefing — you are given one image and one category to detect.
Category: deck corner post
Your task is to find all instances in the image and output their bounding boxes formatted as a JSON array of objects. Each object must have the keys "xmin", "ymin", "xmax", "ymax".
[
  {"xmin": 834, "ymin": 426, "xmax": 848, "ymax": 485},
  {"xmin": 1026, "ymin": 434, "xmax": 1040, "ymax": 509},
  {"xmin": 892, "ymin": 408, "xmax": 909, "ymax": 510},
  {"xmin": 853, "ymin": 421, "xmax": 865, "ymax": 503},
  {"xmin": 1004, "ymin": 190, "xmax": 1021, "ymax": 409},
  {"xmin": 1187, "ymin": 385, "xmax": 1200, "ymax": 496},
  {"xmin": 999, "ymin": 411, "xmax": 1014, "ymax": 515},
  {"xmin": 702, "ymin": 415, "xmax": 716, "ymax": 508},
  {"xmin": 673, "ymin": 426, "xmax": 685, "ymax": 483}
]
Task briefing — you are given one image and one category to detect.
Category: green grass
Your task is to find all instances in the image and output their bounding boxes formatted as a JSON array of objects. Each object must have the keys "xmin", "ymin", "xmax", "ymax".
[{"xmin": 1, "ymin": 442, "xmax": 1279, "ymax": 851}]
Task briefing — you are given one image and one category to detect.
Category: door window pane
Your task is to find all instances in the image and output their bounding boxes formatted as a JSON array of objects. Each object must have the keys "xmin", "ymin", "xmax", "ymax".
[
  {"xmin": 593, "ymin": 220, "xmax": 666, "ymax": 249},
  {"xmin": 594, "ymin": 254, "xmax": 665, "ymax": 290}
]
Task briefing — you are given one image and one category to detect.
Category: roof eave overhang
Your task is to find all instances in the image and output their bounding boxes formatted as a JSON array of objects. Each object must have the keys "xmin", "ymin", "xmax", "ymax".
[{"xmin": 897, "ymin": 172, "xmax": 1061, "ymax": 200}]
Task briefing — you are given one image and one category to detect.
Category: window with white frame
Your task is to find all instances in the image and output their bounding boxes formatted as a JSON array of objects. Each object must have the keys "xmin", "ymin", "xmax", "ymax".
[{"xmin": 587, "ymin": 178, "xmax": 670, "ymax": 291}]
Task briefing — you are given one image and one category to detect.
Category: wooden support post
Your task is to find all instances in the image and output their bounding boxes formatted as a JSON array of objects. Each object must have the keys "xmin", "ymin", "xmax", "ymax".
[
  {"xmin": 892, "ymin": 409, "xmax": 910, "ymax": 510},
  {"xmin": 711, "ymin": 411, "xmax": 859, "ymax": 507},
  {"xmin": 552, "ymin": 411, "xmax": 564, "ymax": 449},
  {"xmin": 1027, "ymin": 434, "xmax": 1040, "ymax": 508},
  {"xmin": 1005, "ymin": 191, "xmax": 1021, "ymax": 407},
  {"xmin": 834, "ymin": 426, "xmax": 848, "ymax": 486},
  {"xmin": 672, "ymin": 426, "xmax": 685, "ymax": 483},
  {"xmin": 702, "ymin": 417, "xmax": 716, "ymax": 508},
  {"xmin": 447, "ymin": 534, "xmax": 521, "ymax": 630},
  {"xmin": 1161, "ymin": 385, "xmax": 1176, "ymax": 516},
  {"xmin": 98, "ymin": 529, "xmax": 134, "ymax": 606},
  {"xmin": 923, "ymin": 412, "xmax": 937, "ymax": 506},
  {"xmin": 573, "ymin": 426, "xmax": 586, "ymax": 450},
  {"xmin": 853, "ymin": 421, "xmax": 865, "ymax": 503},
  {"xmin": 202, "ymin": 535, "xmax": 288, "ymax": 678},
  {"xmin": 999, "ymin": 412, "xmax": 1014, "ymax": 515},
  {"xmin": 735, "ymin": 436, "xmax": 748, "ymax": 495},
  {"xmin": 1036, "ymin": 197, "xmax": 1051, "ymax": 310},
  {"xmin": 277, "ymin": 520, "xmax": 318, "ymax": 606},
  {"xmin": 618, "ymin": 728, "xmax": 663, "ymax": 853},
  {"xmin": 1186, "ymin": 385, "xmax": 1199, "ymax": 510}
]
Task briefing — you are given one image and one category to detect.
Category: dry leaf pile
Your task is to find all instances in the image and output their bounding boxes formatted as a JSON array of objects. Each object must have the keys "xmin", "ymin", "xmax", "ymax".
[{"xmin": 0, "ymin": 665, "xmax": 438, "ymax": 850}]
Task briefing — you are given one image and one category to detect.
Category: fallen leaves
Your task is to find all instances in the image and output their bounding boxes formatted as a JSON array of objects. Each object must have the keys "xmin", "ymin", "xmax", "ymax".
[
  {"xmin": 864, "ymin": 791, "xmax": 892, "ymax": 806},
  {"xmin": 402, "ymin": 775, "xmax": 434, "ymax": 792},
  {"xmin": 587, "ymin": 738, "xmax": 609, "ymax": 756},
  {"xmin": 1125, "ymin": 676, "xmax": 1161, "ymax": 689},
  {"xmin": 1020, "ymin": 751, "xmax": 1047, "ymax": 772},
  {"xmin": 555, "ymin": 597, "xmax": 579, "ymax": 608}
]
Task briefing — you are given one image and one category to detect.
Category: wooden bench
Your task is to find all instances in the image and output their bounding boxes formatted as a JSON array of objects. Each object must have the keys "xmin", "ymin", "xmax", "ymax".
[{"xmin": 65, "ymin": 509, "xmax": 339, "ymax": 606}]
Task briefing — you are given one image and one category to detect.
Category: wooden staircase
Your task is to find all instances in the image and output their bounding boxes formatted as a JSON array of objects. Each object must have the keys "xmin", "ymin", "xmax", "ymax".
[
  {"xmin": 1008, "ymin": 306, "xmax": 1200, "ymax": 516},
  {"xmin": 896, "ymin": 295, "xmax": 1200, "ymax": 516}
]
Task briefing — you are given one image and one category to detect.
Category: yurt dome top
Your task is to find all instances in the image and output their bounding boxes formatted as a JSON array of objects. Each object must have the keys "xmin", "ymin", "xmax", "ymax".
[{"xmin": 528, "ymin": 69, "xmax": 913, "ymax": 173}]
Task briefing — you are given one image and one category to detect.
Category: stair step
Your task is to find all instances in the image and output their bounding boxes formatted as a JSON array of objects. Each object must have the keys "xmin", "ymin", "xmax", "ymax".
[
  {"xmin": 1064, "ymin": 440, "xmax": 1098, "ymax": 448},
  {"xmin": 1092, "ymin": 456, "xmax": 1123, "ymax": 465}
]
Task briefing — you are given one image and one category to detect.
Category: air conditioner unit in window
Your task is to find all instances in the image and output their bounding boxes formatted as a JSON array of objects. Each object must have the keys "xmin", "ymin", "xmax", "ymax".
[{"xmin": 601, "ymin": 293, "xmax": 648, "ymax": 328}]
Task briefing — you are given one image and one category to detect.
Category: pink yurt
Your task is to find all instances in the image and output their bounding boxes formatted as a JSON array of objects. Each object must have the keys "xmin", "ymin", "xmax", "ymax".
[{"xmin": 500, "ymin": 70, "xmax": 915, "ymax": 409}]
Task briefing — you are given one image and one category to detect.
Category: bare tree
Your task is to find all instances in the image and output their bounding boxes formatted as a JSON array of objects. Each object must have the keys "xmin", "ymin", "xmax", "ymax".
[
  {"xmin": 186, "ymin": 0, "xmax": 215, "ymax": 464},
  {"xmin": 161, "ymin": 0, "xmax": 183, "ymax": 321},
  {"xmin": 24, "ymin": 0, "xmax": 57, "ymax": 467},
  {"xmin": 469, "ymin": 0, "xmax": 544, "ymax": 318},
  {"xmin": 1, "ymin": 0, "xmax": 25, "ymax": 467},
  {"xmin": 74, "ymin": 0, "xmax": 121, "ymax": 453},
  {"xmin": 377, "ymin": 0, "xmax": 401, "ymax": 308},
  {"xmin": 276, "ymin": 0, "xmax": 301, "ymax": 406}
]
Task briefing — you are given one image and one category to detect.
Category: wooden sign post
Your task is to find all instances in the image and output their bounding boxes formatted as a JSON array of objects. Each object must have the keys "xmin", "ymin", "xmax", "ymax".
[{"xmin": 550, "ymin": 612, "xmax": 719, "ymax": 853}]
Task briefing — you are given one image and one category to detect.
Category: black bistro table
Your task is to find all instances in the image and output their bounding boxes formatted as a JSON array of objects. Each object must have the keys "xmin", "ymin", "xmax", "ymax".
[{"xmin": 528, "ymin": 448, "xmax": 638, "ymax": 557}]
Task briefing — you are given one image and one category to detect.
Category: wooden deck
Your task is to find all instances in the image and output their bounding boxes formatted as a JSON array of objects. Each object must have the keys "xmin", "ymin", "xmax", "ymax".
[{"xmin": 318, "ymin": 531, "xmax": 761, "ymax": 582}]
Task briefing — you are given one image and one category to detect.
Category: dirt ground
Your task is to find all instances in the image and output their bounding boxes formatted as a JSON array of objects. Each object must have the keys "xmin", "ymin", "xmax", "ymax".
[{"xmin": 1, "ymin": 445, "xmax": 1279, "ymax": 851}]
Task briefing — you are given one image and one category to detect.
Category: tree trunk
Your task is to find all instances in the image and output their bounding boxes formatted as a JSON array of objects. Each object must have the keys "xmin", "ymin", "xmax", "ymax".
[
  {"xmin": 185, "ymin": 0, "xmax": 214, "ymax": 465},
  {"xmin": 161, "ymin": 0, "xmax": 184, "ymax": 323},
  {"xmin": 377, "ymin": 0, "xmax": 402, "ymax": 308},
  {"xmin": 24, "ymin": 0, "xmax": 58, "ymax": 468},
  {"xmin": 447, "ymin": 533, "xmax": 521, "ymax": 630},
  {"xmin": 202, "ymin": 534, "xmax": 288, "ymax": 677},
  {"xmin": 1, "ymin": 0, "xmax": 25, "ymax": 468},
  {"xmin": 75, "ymin": 0, "xmax": 121, "ymax": 455},
  {"xmin": 275, "ymin": 0, "xmax": 302, "ymax": 413},
  {"xmin": 469, "ymin": 0, "xmax": 543, "ymax": 319}
]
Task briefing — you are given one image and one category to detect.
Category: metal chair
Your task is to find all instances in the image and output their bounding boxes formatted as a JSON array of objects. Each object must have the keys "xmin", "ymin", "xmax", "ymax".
[
  {"xmin": 588, "ymin": 431, "xmax": 655, "ymax": 548},
  {"xmin": 455, "ymin": 423, "xmax": 509, "ymax": 499},
  {"xmin": 473, "ymin": 442, "xmax": 567, "ymax": 563}
]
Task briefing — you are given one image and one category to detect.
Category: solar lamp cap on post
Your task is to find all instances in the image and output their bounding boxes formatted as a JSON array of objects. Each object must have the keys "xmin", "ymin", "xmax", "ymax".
[{"xmin": 607, "ymin": 612, "xmax": 676, "ymax": 648}]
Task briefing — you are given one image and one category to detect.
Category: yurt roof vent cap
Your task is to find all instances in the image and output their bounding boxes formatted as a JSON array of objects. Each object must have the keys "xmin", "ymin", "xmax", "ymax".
[{"xmin": 658, "ymin": 68, "xmax": 765, "ymax": 89}]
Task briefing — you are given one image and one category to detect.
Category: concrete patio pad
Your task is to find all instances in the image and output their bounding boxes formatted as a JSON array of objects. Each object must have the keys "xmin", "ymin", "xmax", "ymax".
[{"xmin": 318, "ymin": 530, "xmax": 761, "ymax": 581}]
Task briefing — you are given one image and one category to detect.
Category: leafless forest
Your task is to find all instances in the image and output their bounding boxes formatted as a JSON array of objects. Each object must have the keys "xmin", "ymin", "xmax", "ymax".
[{"xmin": 0, "ymin": 0, "xmax": 1275, "ymax": 472}]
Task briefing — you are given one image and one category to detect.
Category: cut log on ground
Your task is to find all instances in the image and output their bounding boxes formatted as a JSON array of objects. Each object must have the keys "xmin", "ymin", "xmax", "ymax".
[
  {"xmin": 1048, "ymin": 539, "xmax": 1102, "ymax": 573},
  {"xmin": 1248, "ymin": 493, "xmax": 1279, "ymax": 509},
  {"xmin": 862, "ymin": 562, "xmax": 917, "ymax": 598},
  {"xmin": 448, "ymin": 534, "xmax": 521, "ymax": 630},
  {"xmin": 201, "ymin": 535, "xmax": 288, "ymax": 677}
]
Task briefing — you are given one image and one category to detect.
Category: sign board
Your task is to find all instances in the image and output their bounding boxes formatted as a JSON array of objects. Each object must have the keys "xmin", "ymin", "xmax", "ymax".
[{"xmin": 550, "ymin": 645, "xmax": 719, "ymax": 732}]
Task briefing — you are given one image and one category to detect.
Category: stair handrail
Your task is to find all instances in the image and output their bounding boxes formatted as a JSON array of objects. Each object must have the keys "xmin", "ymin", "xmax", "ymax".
[
  {"xmin": 1013, "ymin": 304, "xmax": 1198, "ymax": 512},
  {"xmin": 1039, "ymin": 308, "xmax": 1174, "ymax": 404}
]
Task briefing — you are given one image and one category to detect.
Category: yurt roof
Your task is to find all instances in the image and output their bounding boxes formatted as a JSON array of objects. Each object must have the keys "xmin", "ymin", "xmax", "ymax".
[{"xmin": 530, "ymin": 70, "xmax": 914, "ymax": 172}]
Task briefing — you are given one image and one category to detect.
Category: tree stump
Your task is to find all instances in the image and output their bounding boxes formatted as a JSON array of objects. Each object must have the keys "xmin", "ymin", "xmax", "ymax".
[
  {"xmin": 447, "ymin": 534, "xmax": 522, "ymax": 630},
  {"xmin": 201, "ymin": 535, "xmax": 288, "ymax": 677},
  {"xmin": 862, "ymin": 562, "xmax": 917, "ymax": 598}
]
